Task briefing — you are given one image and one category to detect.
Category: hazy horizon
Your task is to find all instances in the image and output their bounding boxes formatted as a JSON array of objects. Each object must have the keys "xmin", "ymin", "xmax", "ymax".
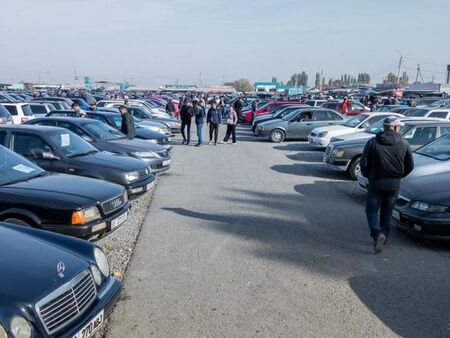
[{"xmin": 1, "ymin": 0, "xmax": 449, "ymax": 87}]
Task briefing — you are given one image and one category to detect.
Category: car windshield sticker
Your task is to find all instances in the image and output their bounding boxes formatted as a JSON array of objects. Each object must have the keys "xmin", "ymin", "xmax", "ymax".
[
  {"xmin": 13, "ymin": 164, "xmax": 35, "ymax": 173},
  {"xmin": 61, "ymin": 133, "xmax": 70, "ymax": 147}
]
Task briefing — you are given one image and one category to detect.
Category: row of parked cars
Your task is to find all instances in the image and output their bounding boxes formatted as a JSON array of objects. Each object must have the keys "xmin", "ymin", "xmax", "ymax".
[
  {"xmin": 0, "ymin": 94, "xmax": 182, "ymax": 338},
  {"xmin": 249, "ymin": 99, "xmax": 450, "ymax": 242}
]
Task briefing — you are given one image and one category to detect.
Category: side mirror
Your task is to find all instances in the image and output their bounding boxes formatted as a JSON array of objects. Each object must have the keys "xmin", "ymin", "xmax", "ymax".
[
  {"xmin": 42, "ymin": 151, "xmax": 60, "ymax": 160},
  {"xmin": 81, "ymin": 135, "xmax": 93, "ymax": 142}
]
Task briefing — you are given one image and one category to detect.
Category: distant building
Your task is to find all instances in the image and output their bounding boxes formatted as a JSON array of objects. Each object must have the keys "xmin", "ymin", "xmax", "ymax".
[{"xmin": 253, "ymin": 82, "xmax": 304, "ymax": 94}]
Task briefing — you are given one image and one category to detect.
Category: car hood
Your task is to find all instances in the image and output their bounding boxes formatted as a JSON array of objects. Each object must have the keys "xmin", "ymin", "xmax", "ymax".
[
  {"xmin": 72, "ymin": 151, "xmax": 148, "ymax": 172},
  {"xmin": 312, "ymin": 125, "xmax": 355, "ymax": 135},
  {"xmin": 1, "ymin": 173, "xmax": 123, "ymax": 206},
  {"xmin": 400, "ymin": 171, "xmax": 450, "ymax": 205},
  {"xmin": 135, "ymin": 127, "xmax": 165, "ymax": 140},
  {"xmin": 331, "ymin": 137, "xmax": 373, "ymax": 149},
  {"xmin": 0, "ymin": 224, "xmax": 88, "ymax": 305},
  {"xmin": 332, "ymin": 131, "xmax": 374, "ymax": 142},
  {"xmin": 259, "ymin": 119, "xmax": 287, "ymax": 128},
  {"xmin": 103, "ymin": 138, "xmax": 165, "ymax": 153},
  {"xmin": 404, "ymin": 153, "xmax": 450, "ymax": 179}
]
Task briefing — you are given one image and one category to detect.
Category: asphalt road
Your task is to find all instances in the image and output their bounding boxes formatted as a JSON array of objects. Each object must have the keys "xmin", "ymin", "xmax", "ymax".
[{"xmin": 107, "ymin": 125, "xmax": 450, "ymax": 338}]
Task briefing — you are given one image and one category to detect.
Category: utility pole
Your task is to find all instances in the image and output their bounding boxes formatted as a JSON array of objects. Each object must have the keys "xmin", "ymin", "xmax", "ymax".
[
  {"xmin": 415, "ymin": 64, "xmax": 423, "ymax": 83},
  {"xmin": 396, "ymin": 55, "xmax": 403, "ymax": 85}
]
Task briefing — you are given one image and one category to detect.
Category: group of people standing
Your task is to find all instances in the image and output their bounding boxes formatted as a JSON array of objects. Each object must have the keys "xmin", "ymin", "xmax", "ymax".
[{"xmin": 179, "ymin": 99, "xmax": 238, "ymax": 146}]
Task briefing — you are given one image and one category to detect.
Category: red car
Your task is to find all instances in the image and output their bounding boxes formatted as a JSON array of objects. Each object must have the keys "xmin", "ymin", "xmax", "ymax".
[
  {"xmin": 242, "ymin": 101, "xmax": 304, "ymax": 123},
  {"xmin": 322, "ymin": 100, "xmax": 369, "ymax": 116}
]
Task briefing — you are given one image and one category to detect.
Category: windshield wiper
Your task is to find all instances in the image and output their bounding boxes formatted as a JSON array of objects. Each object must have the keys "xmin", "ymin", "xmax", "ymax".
[
  {"xmin": 67, "ymin": 150, "xmax": 98, "ymax": 158},
  {"xmin": 1, "ymin": 171, "xmax": 48, "ymax": 186}
]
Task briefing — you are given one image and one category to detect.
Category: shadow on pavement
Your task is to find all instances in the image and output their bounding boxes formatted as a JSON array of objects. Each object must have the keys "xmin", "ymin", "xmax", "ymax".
[
  {"xmin": 273, "ymin": 143, "xmax": 319, "ymax": 152},
  {"xmin": 271, "ymin": 163, "xmax": 352, "ymax": 180},
  {"xmin": 163, "ymin": 182, "xmax": 450, "ymax": 337}
]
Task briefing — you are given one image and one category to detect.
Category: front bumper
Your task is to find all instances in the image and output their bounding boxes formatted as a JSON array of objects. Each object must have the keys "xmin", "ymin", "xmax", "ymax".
[
  {"xmin": 323, "ymin": 154, "xmax": 351, "ymax": 171},
  {"xmin": 125, "ymin": 174, "xmax": 156, "ymax": 197},
  {"xmin": 257, "ymin": 129, "xmax": 270, "ymax": 138},
  {"xmin": 393, "ymin": 207, "xmax": 450, "ymax": 240},
  {"xmin": 41, "ymin": 203, "xmax": 130, "ymax": 240},
  {"xmin": 141, "ymin": 157, "xmax": 171, "ymax": 173},
  {"xmin": 56, "ymin": 277, "xmax": 121, "ymax": 338},
  {"xmin": 308, "ymin": 135, "xmax": 329, "ymax": 148}
]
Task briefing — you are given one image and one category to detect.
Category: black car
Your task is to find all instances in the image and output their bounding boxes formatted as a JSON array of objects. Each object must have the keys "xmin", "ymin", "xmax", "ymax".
[
  {"xmin": 0, "ymin": 145, "xmax": 130, "ymax": 239},
  {"xmin": 46, "ymin": 110, "xmax": 172, "ymax": 150},
  {"xmin": 324, "ymin": 120, "xmax": 450, "ymax": 179},
  {"xmin": 0, "ymin": 125, "xmax": 155, "ymax": 197},
  {"xmin": 26, "ymin": 117, "xmax": 171, "ymax": 173},
  {"xmin": 122, "ymin": 105, "xmax": 181, "ymax": 134},
  {"xmin": 0, "ymin": 221, "xmax": 120, "ymax": 337}
]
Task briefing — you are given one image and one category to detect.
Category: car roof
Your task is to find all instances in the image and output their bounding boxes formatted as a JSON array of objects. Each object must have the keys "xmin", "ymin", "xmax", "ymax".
[
  {"xmin": 403, "ymin": 119, "xmax": 450, "ymax": 126},
  {"xmin": 31, "ymin": 117, "xmax": 100, "ymax": 125},
  {"xmin": 0, "ymin": 124, "xmax": 67, "ymax": 133}
]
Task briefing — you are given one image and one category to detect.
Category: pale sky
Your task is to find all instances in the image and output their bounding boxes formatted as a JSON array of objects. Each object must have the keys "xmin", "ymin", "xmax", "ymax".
[{"xmin": 1, "ymin": 0, "xmax": 449, "ymax": 86}]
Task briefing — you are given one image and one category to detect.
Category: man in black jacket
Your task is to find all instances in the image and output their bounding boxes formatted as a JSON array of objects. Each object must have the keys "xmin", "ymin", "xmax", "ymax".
[
  {"xmin": 360, "ymin": 117, "xmax": 414, "ymax": 253},
  {"xmin": 119, "ymin": 105, "xmax": 135, "ymax": 139},
  {"xmin": 180, "ymin": 100, "xmax": 194, "ymax": 145}
]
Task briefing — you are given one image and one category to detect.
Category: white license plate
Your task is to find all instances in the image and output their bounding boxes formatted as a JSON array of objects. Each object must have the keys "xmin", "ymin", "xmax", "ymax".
[
  {"xmin": 146, "ymin": 182, "xmax": 155, "ymax": 191},
  {"xmin": 357, "ymin": 175, "xmax": 368, "ymax": 188},
  {"xmin": 72, "ymin": 310, "xmax": 104, "ymax": 338},
  {"xmin": 163, "ymin": 159, "xmax": 171, "ymax": 166},
  {"xmin": 111, "ymin": 212, "xmax": 128, "ymax": 230},
  {"xmin": 392, "ymin": 210, "xmax": 400, "ymax": 221}
]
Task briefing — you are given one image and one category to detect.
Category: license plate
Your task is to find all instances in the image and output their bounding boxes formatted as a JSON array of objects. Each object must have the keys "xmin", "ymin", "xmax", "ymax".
[
  {"xmin": 111, "ymin": 211, "xmax": 128, "ymax": 230},
  {"xmin": 72, "ymin": 310, "xmax": 104, "ymax": 338},
  {"xmin": 357, "ymin": 175, "xmax": 368, "ymax": 188},
  {"xmin": 392, "ymin": 210, "xmax": 400, "ymax": 221},
  {"xmin": 163, "ymin": 159, "xmax": 171, "ymax": 166}
]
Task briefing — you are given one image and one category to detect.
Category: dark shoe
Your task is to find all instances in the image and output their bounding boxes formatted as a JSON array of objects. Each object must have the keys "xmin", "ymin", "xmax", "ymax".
[
  {"xmin": 181, "ymin": 140, "xmax": 186, "ymax": 145},
  {"xmin": 195, "ymin": 143, "xmax": 201, "ymax": 147},
  {"xmin": 373, "ymin": 234, "xmax": 386, "ymax": 254}
]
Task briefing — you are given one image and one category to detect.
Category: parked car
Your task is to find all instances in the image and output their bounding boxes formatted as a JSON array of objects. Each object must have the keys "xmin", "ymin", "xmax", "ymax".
[
  {"xmin": 404, "ymin": 108, "xmax": 450, "ymax": 119},
  {"xmin": 251, "ymin": 105, "xmax": 307, "ymax": 133},
  {"xmin": 375, "ymin": 105, "xmax": 404, "ymax": 112},
  {"xmin": 2, "ymin": 103, "xmax": 35, "ymax": 124},
  {"xmin": 26, "ymin": 117, "xmax": 171, "ymax": 173},
  {"xmin": 0, "ymin": 221, "xmax": 120, "ymax": 337},
  {"xmin": 243, "ymin": 101, "xmax": 304, "ymax": 123},
  {"xmin": 257, "ymin": 108, "xmax": 345, "ymax": 142},
  {"xmin": 388, "ymin": 135, "xmax": 450, "ymax": 240},
  {"xmin": 45, "ymin": 110, "xmax": 173, "ymax": 150},
  {"xmin": 322, "ymin": 100, "xmax": 370, "ymax": 116},
  {"xmin": 324, "ymin": 119, "xmax": 450, "ymax": 179},
  {"xmin": 0, "ymin": 145, "xmax": 130, "ymax": 238},
  {"xmin": 28, "ymin": 102, "xmax": 56, "ymax": 117},
  {"xmin": 32, "ymin": 97, "xmax": 74, "ymax": 106},
  {"xmin": 0, "ymin": 125, "xmax": 155, "ymax": 197},
  {"xmin": 0, "ymin": 104, "xmax": 13, "ymax": 125},
  {"xmin": 308, "ymin": 113, "xmax": 403, "ymax": 148},
  {"xmin": 31, "ymin": 99, "xmax": 70, "ymax": 110},
  {"xmin": 304, "ymin": 99, "xmax": 327, "ymax": 107}
]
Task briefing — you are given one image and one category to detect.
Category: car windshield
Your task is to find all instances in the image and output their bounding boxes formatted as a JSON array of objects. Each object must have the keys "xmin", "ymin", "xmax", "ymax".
[
  {"xmin": 282, "ymin": 110, "xmax": 301, "ymax": 121},
  {"xmin": 108, "ymin": 115, "xmax": 122, "ymax": 129},
  {"xmin": 416, "ymin": 135, "xmax": 450, "ymax": 161},
  {"xmin": 343, "ymin": 114, "xmax": 368, "ymax": 128},
  {"xmin": 366, "ymin": 119, "xmax": 412, "ymax": 135},
  {"xmin": 0, "ymin": 146, "xmax": 45, "ymax": 185},
  {"xmin": 82, "ymin": 121, "xmax": 125, "ymax": 140},
  {"xmin": 48, "ymin": 130, "xmax": 98, "ymax": 157},
  {"xmin": 406, "ymin": 108, "xmax": 429, "ymax": 117}
]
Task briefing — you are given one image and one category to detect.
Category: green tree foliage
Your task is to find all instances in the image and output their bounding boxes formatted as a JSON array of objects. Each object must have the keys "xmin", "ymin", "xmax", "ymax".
[
  {"xmin": 315, "ymin": 73, "xmax": 321, "ymax": 89},
  {"xmin": 287, "ymin": 72, "xmax": 308, "ymax": 87},
  {"xmin": 224, "ymin": 78, "xmax": 253, "ymax": 92}
]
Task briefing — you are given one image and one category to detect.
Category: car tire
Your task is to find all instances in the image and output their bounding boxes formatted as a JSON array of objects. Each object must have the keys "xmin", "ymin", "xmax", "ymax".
[
  {"xmin": 348, "ymin": 157, "xmax": 361, "ymax": 180},
  {"xmin": 3, "ymin": 218, "xmax": 31, "ymax": 227},
  {"xmin": 270, "ymin": 129, "xmax": 285, "ymax": 143}
]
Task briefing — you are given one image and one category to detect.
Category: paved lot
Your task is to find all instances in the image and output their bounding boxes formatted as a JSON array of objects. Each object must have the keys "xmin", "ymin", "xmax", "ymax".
[{"xmin": 107, "ymin": 125, "xmax": 450, "ymax": 338}]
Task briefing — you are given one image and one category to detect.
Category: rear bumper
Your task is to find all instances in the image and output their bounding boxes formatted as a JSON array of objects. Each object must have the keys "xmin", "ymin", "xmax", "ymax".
[{"xmin": 41, "ymin": 203, "xmax": 130, "ymax": 240}]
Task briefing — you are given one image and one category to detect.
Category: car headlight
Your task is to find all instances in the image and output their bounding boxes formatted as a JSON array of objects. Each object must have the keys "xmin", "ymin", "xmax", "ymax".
[
  {"xmin": 410, "ymin": 201, "xmax": 448, "ymax": 213},
  {"xmin": 71, "ymin": 206, "xmax": 101, "ymax": 225},
  {"xmin": 94, "ymin": 247, "xmax": 110, "ymax": 277},
  {"xmin": 317, "ymin": 131, "xmax": 328, "ymax": 138},
  {"xmin": 258, "ymin": 125, "xmax": 264, "ymax": 130},
  {"xmin": 10, "ymin": 316, "xmax": 32, "ymax": 338},
  {"xmin": 132, "ymin": 151, "xmax": 159, "ymax": 158},
  {"xmin": 333, "ymin": 149, "xmax": 345, "ymax": 158},
  {"xmin": 147, "ymin": 139, "xmax": 158, "ymax": 144},
  {"xmin": 90, "ymin": 264, "xmax": 102, "ymax": 285},
  {"xmin": 0, "ymin": 324, "xmax": 7, "ymax": 338},
  {"xmin": 125, "ymin": 171, "xmax": 140, "ymax": 182}
]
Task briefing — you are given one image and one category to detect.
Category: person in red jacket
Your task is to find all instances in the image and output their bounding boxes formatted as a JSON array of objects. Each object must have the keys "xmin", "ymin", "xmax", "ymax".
[{"xmin": 341, "ymin": 97, "xmax": 349, "ymax": 115}]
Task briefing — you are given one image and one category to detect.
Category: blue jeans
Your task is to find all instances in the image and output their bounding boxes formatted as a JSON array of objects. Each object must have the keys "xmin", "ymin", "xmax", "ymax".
[
  {"xmin": 365, "ymin": 185, "xmax": 398, "ymax": 240},
  {"xmin": 196, "ymin": 123, "xmax": 203, "ymax": 144}
]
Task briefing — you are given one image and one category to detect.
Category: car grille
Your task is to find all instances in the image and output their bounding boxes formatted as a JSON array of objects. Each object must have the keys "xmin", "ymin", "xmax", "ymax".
[
  {"xmin": 101, "ymin": 192, "xmax": 127, "ymax": 214},
  {"xmin": 36, "ymin": 270, "xmax": 97, "ymax": 334},
  {"xmin": 396, "ymin": 195, "xmax": 410, "ymax": 207},
  {"xmin": 156, "ymin": 150, "xmax": 168, "ymax": 158},
  {"xmin": 138, "ymin": 166, "xmax": 150, "ymax": 178},
  {"xmin": 325, "ymin": 146, "xmax": 333, "ymax": 157}
]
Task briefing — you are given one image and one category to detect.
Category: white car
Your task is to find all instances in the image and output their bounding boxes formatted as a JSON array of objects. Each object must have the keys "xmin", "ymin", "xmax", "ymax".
[
  {"xmin": 308, "ymin": 112, "xmax": 403, "ymax": 148},
  {"xmin": 1, "ymin": 103, "xmax": 35, "ymax": 124}
]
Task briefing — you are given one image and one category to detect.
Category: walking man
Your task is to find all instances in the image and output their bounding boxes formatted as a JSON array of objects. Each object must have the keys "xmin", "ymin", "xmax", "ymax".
[
  {"xmin": 180, "ymin": 100, "xmax": 194, "ymax": 145},
  {"xmin": 234, "ymin": 96, "xmax": 243, "ymax": 121},
  {"xmin": 194, "ymin": 100, "xmax": 205, "ymax": 146},
  {"xmin": 360, "ymin": 117, "xmax": 414, "ymax": 253},
  {"xmin": 207, "ymin": 102, "xmax": 221, "ymax": 145},
  {"xmin": 341, "ymin": 97, "xmax": 349, "ymax": 116},
  {"xmin": 221, "ymin": 105, "xmax": 238, "ymax": 144},
  {"xmin": 119, "ymin": 105, "xmax": 136, "ymax": 139}
]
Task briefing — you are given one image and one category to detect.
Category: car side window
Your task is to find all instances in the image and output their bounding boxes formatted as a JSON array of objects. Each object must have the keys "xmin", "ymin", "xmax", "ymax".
[
  {"xmin": 30, "ymin": 105, "xmax": 47, "ymax": 114},
  {"xmin": 406, "ymin": 127, "xmax": 437, "ymax": 145},
  {"xmin": 12, "ymin": 134, "xmax": 52, "ymax": 157},
  {"xmin": 439, "ymin": 126, "xmax": 450, "ymax": 136},
  {"xmin": 89, "ymin": 114, "xmax": 105, "ymax": 123},
  {"xmin": 312, "ymin": 111, "xmax": 329, "ymax": 121},
  {"xmin": 4, "ymin": 106, "xmax": 18, "ymax": 115},
  {"xmin": 56, "ymin": 122, "xmax": 86, "ymax": 137},
  {"xmin": 0, "ymin": 131, "xmax": 6, "ymax": 145},
  {"xmin": 129, "ymin": 108, "xmax": 144, "ymax": 119},
  {"xmin": 428, "ymin": 111, "xmax": 448, "ymax": 119}
]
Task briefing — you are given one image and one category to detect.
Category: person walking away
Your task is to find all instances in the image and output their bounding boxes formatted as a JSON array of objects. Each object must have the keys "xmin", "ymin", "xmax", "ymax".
[
  {"xmin": 71, "ymin": 103, "xmax": 86, "ymax": 117},
  {"xmin": 166, "ymin": 99, "xmax": 175, "ymax": 117},
  {"xmin": 341, "ymin": 97, "xmax": 349, "ymax": 116},
  {"xmin": 222, "ymin": 105, "xmax": 238, "ymax": 144},
  {"xmin": 194, "ymin": 101, "xmax": 205, "ymax": 146},
  {"xmin": 234, "ymin": 96, "xmax": 243, "ymax": 121},
  {"xmin": 119, "ymin": 105, "xmax": 136, "ymax": 139},
  {"xmin": 180, "ymin": 100, "xmax": 193, "ymax": 145},
  {"xmin": 207, "ymin": 102, "xmax": 221, "ymax": 145},
  {"xmin": 251, "ymin": 99, "xmax": 259, "ymax": 123},
  {"xmin": 360, "ymin": 117, "xmax": 414, "ymax": 253}
]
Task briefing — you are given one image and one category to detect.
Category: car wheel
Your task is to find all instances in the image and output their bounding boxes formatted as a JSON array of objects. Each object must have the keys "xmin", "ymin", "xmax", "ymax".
[
  {"xmin": 270, "ymin": 129, "xmax": 285, "ymax": 143},
  {"xmin": 3, "ymin": 218, "xmax": 31, "ymax": 227},
  {"xmin": 348, "ymin": 157, "xmax": 361, "ymax": 180}
]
